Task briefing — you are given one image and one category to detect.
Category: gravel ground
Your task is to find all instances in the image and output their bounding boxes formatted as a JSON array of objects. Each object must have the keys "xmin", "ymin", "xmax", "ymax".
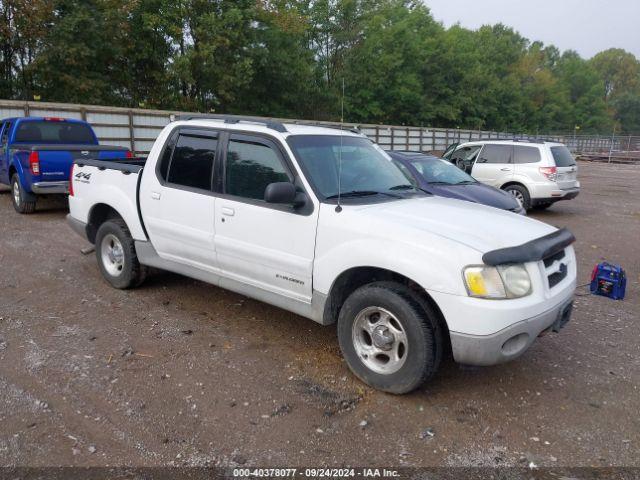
[{"xmin": 0, "ymin": 161, "xmax": 638, "ymax": 468}]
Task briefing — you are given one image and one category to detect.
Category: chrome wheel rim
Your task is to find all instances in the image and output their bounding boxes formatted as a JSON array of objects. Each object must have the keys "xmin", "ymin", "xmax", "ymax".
[
  {"xmin": 12, "ymin": 181, "xmax": 20, "ymax": 206},
  {"xmin": 101, "ymin": 234, "xmax": 125, "ymax": 277},
  {"xmin": 352, "ymin": 306, "xmax": 408, "ymax": 375},
  {"xmin": 508, "ymin": 189, "xmax": 524, "ymax": 206}
]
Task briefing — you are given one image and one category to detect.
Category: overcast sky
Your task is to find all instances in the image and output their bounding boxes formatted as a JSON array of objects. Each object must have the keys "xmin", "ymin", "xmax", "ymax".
[{"xmin": 423, "ymin": 0, "xmax": 640, "ymax": 59}]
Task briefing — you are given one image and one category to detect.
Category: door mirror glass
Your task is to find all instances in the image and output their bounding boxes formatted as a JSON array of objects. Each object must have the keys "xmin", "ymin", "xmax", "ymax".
[{"xmin": 264, "ymin": 181, "xmax": 297, "ymax": 204}]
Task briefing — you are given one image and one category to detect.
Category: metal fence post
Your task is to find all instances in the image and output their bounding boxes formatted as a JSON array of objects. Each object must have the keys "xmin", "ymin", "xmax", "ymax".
[
  {"xmin": 608, "ymin": 127, "xmax": 616, "ymax": 163},
  {"xmin": 128, "ymin": 110, "xmax": 136, "ymax": 154}
]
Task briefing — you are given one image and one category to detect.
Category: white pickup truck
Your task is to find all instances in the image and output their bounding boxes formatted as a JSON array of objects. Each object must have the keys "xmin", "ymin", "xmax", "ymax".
[{"xmin": 67, "ymin": 115, "xmax": 577, "ymax": 394}]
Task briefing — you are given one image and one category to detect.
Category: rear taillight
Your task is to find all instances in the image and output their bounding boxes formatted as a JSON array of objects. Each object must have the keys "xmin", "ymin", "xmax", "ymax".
[
  {"xmin": 539, "ymin": 166, "xmax": 557, "ymax": 181},
  {"xmin": 126, "ymin": 150, "xmax": 134, "ymax": 158},
  {"xmin": 69, "ymin": 164, "xmax": 74, "ymax": 196},
  {"xmin": 29, "ymin": 151, "xmax": 40, "ymax": 175}
]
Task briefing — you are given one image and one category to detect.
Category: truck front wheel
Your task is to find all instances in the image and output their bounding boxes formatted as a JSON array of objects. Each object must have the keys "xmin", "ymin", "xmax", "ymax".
[
  {"xmin": 337, "ymin": 281, "xmax": 442, "ymax": 394},
  {"xmin": 95, "ymin": 219, "xmax": 147, "ymax": 289},
  {"xmin": 11, "ymin": 174, "xmax": 36, "ymax": 214}
]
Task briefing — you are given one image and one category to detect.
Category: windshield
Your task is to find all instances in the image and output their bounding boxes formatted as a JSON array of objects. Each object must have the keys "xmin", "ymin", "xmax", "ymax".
[
  {"xmin": 287, "ymin": 135, "xmax": 414, "ymax": 199},
  {"xmin": 410, "ymin": 157, "xmax": 476, "ymax": 185},
  {"xmin": 550, "ymin": 146, "xmax": 576, "ymax": 167},
  {"xmin": 14, "ymin": 121, "xmax": 96, "ymax": 144}
]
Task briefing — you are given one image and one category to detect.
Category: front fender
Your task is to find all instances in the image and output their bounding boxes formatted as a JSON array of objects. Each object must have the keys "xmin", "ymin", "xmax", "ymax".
[{"xmin": 313, "ymin": 236, "xmax": 480, "ymax": 297}]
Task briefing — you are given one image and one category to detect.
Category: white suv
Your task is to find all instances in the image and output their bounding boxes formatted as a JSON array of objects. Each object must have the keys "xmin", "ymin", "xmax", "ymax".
[{"xmin": 444, "ymin": 140, "xmax": 580, "ymax": 210}]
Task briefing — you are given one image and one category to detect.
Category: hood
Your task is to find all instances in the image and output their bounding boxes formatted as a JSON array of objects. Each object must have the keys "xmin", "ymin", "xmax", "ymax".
[
  {"xmin": 354, "ymin": 196, "xmax": 556, "ymax": 254},
  {"xmin": 425, "ymin": 182, "xmax": 520, "ymax": 211}
]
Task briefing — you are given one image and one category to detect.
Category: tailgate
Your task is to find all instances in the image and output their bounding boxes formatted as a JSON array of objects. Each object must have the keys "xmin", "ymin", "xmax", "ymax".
[
  {"xmin": 32, "ymin": 144, "xmax": 130, "ymax": 182},
  {"xmin": 556, "ymin": 166, "xmax": 579, "ymax": 190}
]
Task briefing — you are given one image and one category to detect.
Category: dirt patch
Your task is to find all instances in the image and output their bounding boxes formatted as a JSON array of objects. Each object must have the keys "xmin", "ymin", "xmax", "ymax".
[{"xmin": 0, "ymin": 161, "xmax": 639, "ymax": 467}]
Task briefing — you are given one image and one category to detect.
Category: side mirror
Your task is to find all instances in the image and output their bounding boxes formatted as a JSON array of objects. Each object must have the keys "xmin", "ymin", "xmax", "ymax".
[{"xmin": 264, "ymin": 182, "xmax": 299, "ymax": 205}]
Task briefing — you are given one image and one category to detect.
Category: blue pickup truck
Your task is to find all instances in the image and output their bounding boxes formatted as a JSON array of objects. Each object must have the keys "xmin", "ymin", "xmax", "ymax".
[{"xmin": 0, "ymin": 117, "xmax": 131, "ymax": 213}]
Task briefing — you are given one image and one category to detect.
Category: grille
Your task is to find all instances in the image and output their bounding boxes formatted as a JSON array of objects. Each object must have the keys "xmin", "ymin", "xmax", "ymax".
[
  {"xmin": 543, "ymin": 249, "xmax": 568, "ymax": 289},
  {"xmin": 543, "ymin": 249, "xmax": 565, "ymax": 268}
]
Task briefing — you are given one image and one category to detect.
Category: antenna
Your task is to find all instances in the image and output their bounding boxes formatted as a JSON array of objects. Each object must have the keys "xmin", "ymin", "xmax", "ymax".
[{"xmin": 336, "ymin": 78, "xmax": 345, "ymax": 213}]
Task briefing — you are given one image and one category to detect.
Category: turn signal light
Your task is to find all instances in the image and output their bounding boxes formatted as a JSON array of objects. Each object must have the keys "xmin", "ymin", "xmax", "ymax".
[{"xmin": 29, "ymin": 151, "xmax": 40, "ymax": 175}]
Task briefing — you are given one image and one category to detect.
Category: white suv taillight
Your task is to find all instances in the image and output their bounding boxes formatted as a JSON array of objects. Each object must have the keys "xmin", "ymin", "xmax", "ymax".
[{"xmin": 539, "ymin": 166, "xmax": 557, "ymax": 181}]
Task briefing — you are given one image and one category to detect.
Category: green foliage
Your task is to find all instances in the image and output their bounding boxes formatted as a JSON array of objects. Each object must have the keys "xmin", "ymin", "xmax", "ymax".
[{"xmin": 2, "ymin": 0, "xmax": 640, "ymax": 133}]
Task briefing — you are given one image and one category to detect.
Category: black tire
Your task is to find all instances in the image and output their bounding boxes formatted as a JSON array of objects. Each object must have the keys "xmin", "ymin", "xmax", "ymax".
[
  {"xmin": 337, "ymin": 281, "xmax": 442, "ymax": 394},
  {"xmin": 95, "ymin": 219, "xmax": 147, "ymax": 289},
  {"xmin": 11, "ymin": 174, "xmax": 36, "ymax": 214},
  {"xmin": 533, "ymin": 202, "xmax": 552, "ymax": 211},
  {"xmin": 503, "ymin": 184, "xmax": 531, "ymax": 210}
]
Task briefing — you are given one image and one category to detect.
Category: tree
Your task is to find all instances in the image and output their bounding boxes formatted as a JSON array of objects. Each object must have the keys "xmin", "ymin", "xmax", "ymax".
[
  {"xmin": 1, "ymin": 0, "xmax": 639, "ymax": 133},
  {"xmin": 233, "ymin": 1, "xmax": 317, "ymax": 118},
  {"xmin": 611, "ymin": 93, "xmax": 640, "ymax": 134},
  {"xmin": 554, "ymin": 51, "xmax": 611, "ymax": 133},
  {"xmin": 341, "ymin": 0, "xmax": 443, "ymax": 125},
  {"xmin": 0, "ymin": 0, "xmax": 53, "ymax": 100},
  {"xmin": 30, "ymin": 0, "xmax": 126, "ymax": 105},
  {"xmin": 590, "ymin": 48, "xmax": 640, "ymax": 102}
]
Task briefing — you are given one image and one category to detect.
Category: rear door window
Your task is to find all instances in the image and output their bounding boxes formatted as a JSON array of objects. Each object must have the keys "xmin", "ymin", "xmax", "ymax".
[
  {"xmin": 166, "ymin": 133, "xmax": 217, "ymax": 191},
  {"xmin": 551, "ymin": 146, "xmax": 576, "ymax": 167},
  {"xmin": 476, "ymin": 144, "xmax": 513, "ymax": 164},
  {"xmin": 14, "ymin": 121, "xmax": 95, "ymax": 144},
  {"xmin": 514, "ymin": 146, "xmax": 541, "ymax": 164}
]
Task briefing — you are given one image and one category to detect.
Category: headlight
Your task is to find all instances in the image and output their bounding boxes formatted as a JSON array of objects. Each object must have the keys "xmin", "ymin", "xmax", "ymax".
[{"xmin": 463, "ymin": 264, "xmax": 531, "ymax": 299}]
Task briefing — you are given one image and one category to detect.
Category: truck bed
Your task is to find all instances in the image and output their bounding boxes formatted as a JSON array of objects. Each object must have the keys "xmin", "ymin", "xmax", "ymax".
[{"xmin": 69, "ymin": 158, "xmax": 148, "ymax": 242}]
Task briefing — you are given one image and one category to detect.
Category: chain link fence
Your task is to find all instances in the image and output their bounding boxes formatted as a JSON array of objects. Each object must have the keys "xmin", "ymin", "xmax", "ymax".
[{"xmin": 1, "ymin": 99, "xmax": 638, "ymax": 163}]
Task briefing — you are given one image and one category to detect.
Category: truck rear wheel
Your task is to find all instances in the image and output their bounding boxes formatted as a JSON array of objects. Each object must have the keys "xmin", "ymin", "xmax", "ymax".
[
  {"xmin": 337, "ymin": 281, "xmax": 441, "ymax": 394},
  {"xmin": 11, "ymin": 174, "xmax": 36, "ymax": 214},
  {"xmin": 95, "ymin": 219, "xmax": 147, "ymax": 289}
]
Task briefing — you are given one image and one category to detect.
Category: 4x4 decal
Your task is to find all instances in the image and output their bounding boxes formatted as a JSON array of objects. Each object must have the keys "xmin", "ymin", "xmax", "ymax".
[{"xmin": 75, "ymin": 171, "xmax": 92, "ymax": 183}]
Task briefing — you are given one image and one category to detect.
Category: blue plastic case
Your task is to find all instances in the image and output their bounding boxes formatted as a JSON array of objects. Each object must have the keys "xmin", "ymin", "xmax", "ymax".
[{"xmin": 590, "ymin": 262, "xmax": 626, "ymax": 300}]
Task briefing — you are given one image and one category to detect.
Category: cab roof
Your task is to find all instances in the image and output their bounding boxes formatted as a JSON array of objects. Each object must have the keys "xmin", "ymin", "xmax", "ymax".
[{"xmin": 171, "ymin": 115, "xmax": 364, "ymax": 138}]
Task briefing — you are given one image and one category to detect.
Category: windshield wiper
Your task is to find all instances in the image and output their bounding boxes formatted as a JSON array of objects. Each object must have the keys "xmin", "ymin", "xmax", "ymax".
[
  {"xmin": 454, "ymin": 180, "xmax": 476, "ymax": 185},
  {"xmin": 326, "ymin": 190, "xmax": 401, "ymax": 199},
  {"xmin": 428, "ymin": 181, "xmax": 455, "ymax": 185},
  {"xmin": 389, "ymin": 184, "xmax": 417, "ymax": 191}
]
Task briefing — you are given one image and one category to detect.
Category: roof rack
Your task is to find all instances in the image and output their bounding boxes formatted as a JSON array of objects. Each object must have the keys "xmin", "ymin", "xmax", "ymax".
[
  {"xmin": 172, "ymin": 114, "xmax": 288, "ymax": 133},
  {"xmin": 487, "ymin": 138, "xmax": 548, "ymax": 144}
]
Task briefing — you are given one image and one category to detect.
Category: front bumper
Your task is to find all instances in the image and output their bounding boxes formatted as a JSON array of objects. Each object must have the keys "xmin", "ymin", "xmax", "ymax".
[
  {"xmin": 67, "ymin": 214, "xmax": 89, "ymax": 241},
  {"xmin": 449, "ymin": 298, "xmax": 574, "ymax": 366},
  {"xmin": 31, "ymin": 181, "xmax": 69, "ymax": 195}
]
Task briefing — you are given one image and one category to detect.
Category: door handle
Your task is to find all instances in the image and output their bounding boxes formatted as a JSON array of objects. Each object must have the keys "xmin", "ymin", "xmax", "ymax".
[
  {"xmin": 151, "ymin": 191, "xmax": 161, "ymax": 200},
  {"xmin": 500, "ymin": 168, "xmax": 512, "ymax": 171},
  {"xmin": 222, "ymin": 207, "xmax": 235, "ymax": 216}
]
